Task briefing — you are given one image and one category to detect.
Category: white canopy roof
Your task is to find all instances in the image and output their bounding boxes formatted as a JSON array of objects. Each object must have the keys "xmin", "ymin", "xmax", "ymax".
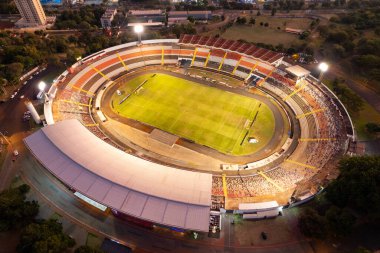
[
  {"xmin": 24, "ymin": 119, "xmax": 212, "ymax": 232},
  {"xmin": 285, "ymin": 65, "xmax": 310, "ymax": 78}
]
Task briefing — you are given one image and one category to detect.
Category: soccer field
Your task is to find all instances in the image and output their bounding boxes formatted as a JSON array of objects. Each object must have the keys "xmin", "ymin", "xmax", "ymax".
[{"xmin": 111, "ymin": 73, "xmax": 275, "ymax": 155}]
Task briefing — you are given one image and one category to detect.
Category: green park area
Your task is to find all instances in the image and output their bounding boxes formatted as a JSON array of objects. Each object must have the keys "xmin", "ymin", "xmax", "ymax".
[
  {"xmin": 111, "ymin": 73, "xmax": 275, "ymax": 155},
  {"xmin": 207, "ymin": 16, "xmax": 312, "ymax": 47}
]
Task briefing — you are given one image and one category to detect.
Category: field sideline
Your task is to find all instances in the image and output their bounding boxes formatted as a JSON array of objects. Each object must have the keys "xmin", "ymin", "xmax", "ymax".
[{"xmin": 111, "ymin": 73, "xmax": 275, "ymax": 155}]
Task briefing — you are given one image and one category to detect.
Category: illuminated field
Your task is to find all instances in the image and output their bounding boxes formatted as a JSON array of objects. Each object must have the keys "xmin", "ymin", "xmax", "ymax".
[{"xmin": 111, "ymin": 73, "xmax": 275, "ymax": 155}]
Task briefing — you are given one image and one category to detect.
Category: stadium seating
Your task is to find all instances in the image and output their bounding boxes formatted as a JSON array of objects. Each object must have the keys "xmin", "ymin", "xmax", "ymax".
[{"xmin": 47, "ymin": 37, "xmax": 352, "ymax": 209}]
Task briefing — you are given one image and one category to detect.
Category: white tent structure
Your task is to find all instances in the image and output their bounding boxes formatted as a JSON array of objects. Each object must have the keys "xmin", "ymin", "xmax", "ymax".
[{"xmin": 24, "ymin": 119, "xmax": 212, "ymax": 232}]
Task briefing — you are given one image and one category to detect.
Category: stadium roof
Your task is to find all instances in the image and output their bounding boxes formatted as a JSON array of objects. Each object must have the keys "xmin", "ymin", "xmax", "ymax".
[
  {"xmin": 285, "ymin": 65, "xmax": 310, "ymax": 78},
  {"xmin": 24, "ymin": 119, "xmax": 212, "ymax": 232}
]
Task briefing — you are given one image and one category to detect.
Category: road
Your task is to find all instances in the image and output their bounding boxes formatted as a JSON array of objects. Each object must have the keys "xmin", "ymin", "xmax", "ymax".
[{"xmin": 0, "ymin": 65, "xmax": 63, "ymax": 190}]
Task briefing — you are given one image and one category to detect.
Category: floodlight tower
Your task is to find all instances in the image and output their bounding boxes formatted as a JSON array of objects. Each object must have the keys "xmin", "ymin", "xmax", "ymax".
[
  {"xmin": 38, "ymin": 81, "xmax": 49, "ymax": 102},
  {"xmin": 134, "ymin": 24, "xmax": 144, "ymax": 44},
  {"xmin": 318, "ymin": 62, "xmax": 329, "ymax": 82},
  {"xmin": 38, "ymin": 81, "xmax": 46, "ymax": 91}
]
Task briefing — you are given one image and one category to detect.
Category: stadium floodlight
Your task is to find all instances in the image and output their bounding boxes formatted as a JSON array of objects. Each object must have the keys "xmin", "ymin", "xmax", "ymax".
[
  {"xmin": 38, "ymin": 81, "xmax": 46, "ymax": 91},
  {"xmin": 37, "ymin": 81, "xmax": 49, "ymax": 103},
  {"xmin": 318, "ymin": 62, "xmax": 329, "ymax": 82},
  {"xmin": 134, "ymin": 24, "xmax": 144, "ymax": 44},
  {"xmin": 319, "ymin": 62, "xmax": 329, "ymax": 72}
]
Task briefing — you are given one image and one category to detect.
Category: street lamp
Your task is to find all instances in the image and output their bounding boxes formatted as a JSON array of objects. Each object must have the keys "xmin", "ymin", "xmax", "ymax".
[
  {"xmin": 318, "ymin": 62, "xmax": 329, "ymax": 82},
  {"xmin": 134, "ymin": 24, "xmax": 144, "ymax": 44}
]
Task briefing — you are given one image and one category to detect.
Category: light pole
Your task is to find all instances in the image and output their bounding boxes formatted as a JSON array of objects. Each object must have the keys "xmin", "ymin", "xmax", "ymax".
[
  {"xmin": 38, "ymin": 81, "xmax": 49, "ymax": 102},
  {"xmin": 38, "ymin": 81, "xmax": 46, "ymax": 92},
  {"xmin": 318, "ymin": 62, "xmax": 329, "ymax": 83},
  {"xmin": 134, "ymin": 24, "xmax": 144, "ymax": 44}
]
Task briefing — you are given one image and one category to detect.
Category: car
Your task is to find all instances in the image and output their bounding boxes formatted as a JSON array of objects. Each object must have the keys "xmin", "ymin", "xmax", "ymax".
[
  {"xmin": 23, "ymin": 81, "xmax": 27, "ymax": 85},
  {"xmin": 20, "ymin": 95, "xmax": 25, "ymax": 99},
  {"xmin": 10, "ymin": 94, "xmax": 15, "ymax": 99},
  {"xmin": 13, "ymin": 150, "xmax": 19, "ymax": 156}
]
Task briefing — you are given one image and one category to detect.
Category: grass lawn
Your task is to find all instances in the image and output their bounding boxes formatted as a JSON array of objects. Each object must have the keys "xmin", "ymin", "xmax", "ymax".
[
  {"xmin": 86, "ymin": 233, "xmax": 103, "ymax": 249},
  {"xmin": 111, "ymin": 73, "xmax": 275, "ymax": 155},
  {"xmin": 324, "ymin": 79, "xmax": 380, "ymax": 140},
  {"xmin": 352, "ymin": 102, "xmax": 380, "ymax": 141},
  {"xmin": 204, "ymin": 17, "xmax": 312, "ymax": 47}
]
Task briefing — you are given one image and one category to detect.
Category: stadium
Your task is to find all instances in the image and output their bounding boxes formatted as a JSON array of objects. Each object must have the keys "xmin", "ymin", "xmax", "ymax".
[{"xmin": 24, "ymin": 35, "xmax": 354, "ymax": 234}]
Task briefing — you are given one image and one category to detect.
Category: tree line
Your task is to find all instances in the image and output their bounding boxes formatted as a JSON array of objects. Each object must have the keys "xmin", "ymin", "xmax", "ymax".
[
  {"xmin": 298, "ymin": 156, "xmax": 380, "ymax": 242},
  {"xmin": 1, "ymin": 184, "xmax": 103, "ymax": 253}
]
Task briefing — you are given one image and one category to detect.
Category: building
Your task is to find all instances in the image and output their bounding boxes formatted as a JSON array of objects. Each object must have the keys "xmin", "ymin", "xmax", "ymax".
[
  {"xmin": 14, "ymin": 0, "xmax": 47, "ymax": 27},
  {"xmin": 129, "ymin": 9, "xmax": 163, "ymax": 16},
  {"xmin": 40, "ymin": 0, "xmax": 62, "ymax": 5},
  {"xmin": 100, "ymin": 8, "xmax": 117, "ymax": 29},
  {"xmin": 168, "ymin": 11, "xmax": 212, "ymax": 21},
  {"xmin": 128, "ymin": 9, "xmax": 165, "ymax": 23}
]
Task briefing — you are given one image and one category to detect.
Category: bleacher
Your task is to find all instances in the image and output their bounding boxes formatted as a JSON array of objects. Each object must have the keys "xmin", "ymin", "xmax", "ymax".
[
  {"xmin": 178, "ymin": 34, "xmax": 283, "ymax": 65},
  {"xmin": 46, "ymin": 38, "xmax": 352, "ymax": 212}
]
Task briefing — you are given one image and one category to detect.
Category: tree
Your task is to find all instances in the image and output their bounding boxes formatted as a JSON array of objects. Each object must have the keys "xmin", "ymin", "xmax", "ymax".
[
  {"xmin": 325, "ymin": 206, "xmax": 356, "ymax": 237},
  {"xmin": 299, "ymin": 31, "xmax": 310, "ymax": 40},
  {"xmin": 236, "ymin": 17, "xmax": 247, "ymax": 25},
  {"xmin": 332, "ymin": 79, "xmax": 363, "ymax": 113},
  {"xmin": 187, "ymin": 16, "xmax": 195, "ymax": 23},
  {"xmin": 366, "ymin": 123, "xmax": 380, "ymax": 133},
  {"xmin": 17, "ymin": 219, "xmax": 75, "ymax": 253},
  {"xmin": 0, "ymin": 78, "xmax": 8, "ymax": 95},
  {"xmin": 0, "ymin": 184, "xmax": 39, "ymax": 232},
  {"xmin": 298, "ymin": 208, "xmax": 327, "ymax": 239},
  {"xmin": 5, "ymin": 62, "xmax": 24, "ymax": 84},
  {"xmin": 257, "ymin": 10, "xmax": 261, "ymax": 16},
  {"xmin": 326, "ymin": 156, "xmax": 380, "ymax": 215},
  {"xmin": 249, "ymin": 17, "xmax": 256, "ymax": 25},
  {"xmin": 271, "ymin": 8, "xmax": 277, "ymax": 16}
]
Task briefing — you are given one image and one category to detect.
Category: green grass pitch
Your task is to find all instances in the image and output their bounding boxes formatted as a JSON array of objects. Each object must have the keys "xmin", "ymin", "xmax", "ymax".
[{"xmin": 111, "ymin": 73, "xmax": 275, "ymax": 155}]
